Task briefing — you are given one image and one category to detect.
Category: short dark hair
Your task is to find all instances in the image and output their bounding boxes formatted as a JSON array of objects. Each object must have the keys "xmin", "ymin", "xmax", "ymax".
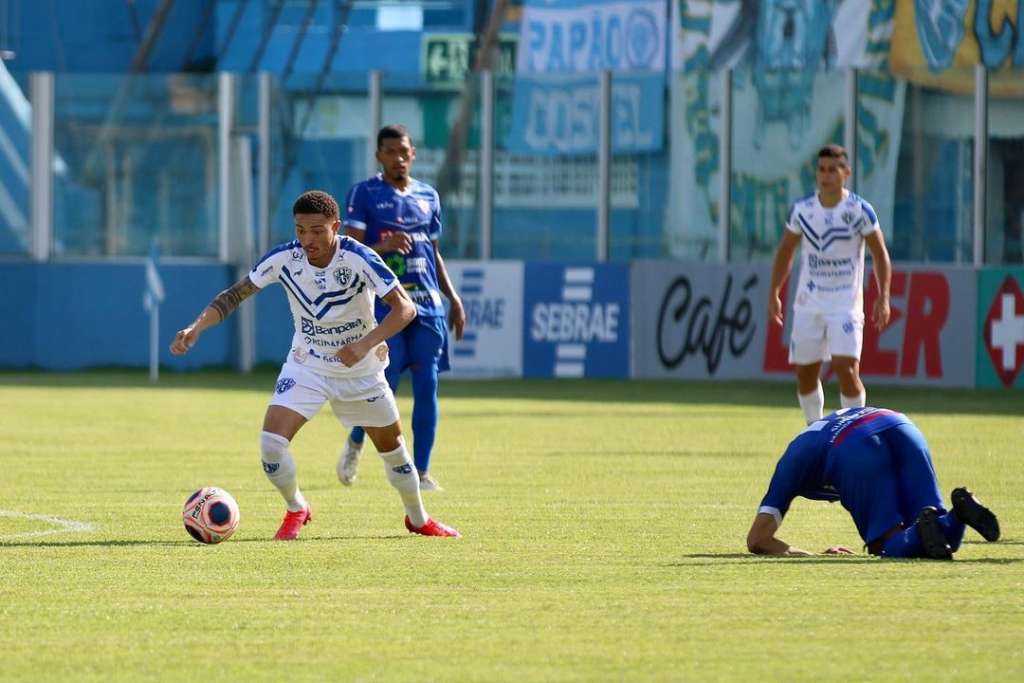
[
  {"xmin": 817, "ymin": 144, "xmax": 849, "ymax": 167},
  {"xmin": 377, "ymin": 124, "xmax": 412, "ymax": 149},
  {"xmin": 292, "ymin": 190, "xmax": 339, "ymax": 218}
]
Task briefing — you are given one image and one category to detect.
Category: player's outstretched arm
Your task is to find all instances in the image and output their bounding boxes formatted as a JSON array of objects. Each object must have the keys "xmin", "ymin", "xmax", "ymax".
[
  {"xmin": 746, "ymin": 512, "xmax": 814, "ymax": 556},
  {"xmin": 433, "ymin": 241, "xmax": 464, "ymax": 341},
  {"xmin": 335, "ymin": 286, "xmax": 416, "ymax": 367},
  {"xmin": 768, "ymin": 231, "xmax": 801, "ymax": 326},
  {"xmin": 170, "ymin": 276, "xmax": 259, "ymax": 355}
]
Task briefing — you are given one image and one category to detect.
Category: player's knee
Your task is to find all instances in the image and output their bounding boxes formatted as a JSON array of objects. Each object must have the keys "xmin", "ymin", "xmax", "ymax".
[{"xmin": 260, "ymin": 431, "xmax": 294, "ymax": 480}]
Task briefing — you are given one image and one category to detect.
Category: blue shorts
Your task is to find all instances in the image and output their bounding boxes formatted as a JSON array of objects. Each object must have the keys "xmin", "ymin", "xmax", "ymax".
[
  {"xmin": 826, "ymin": 423, "xmax": 944, "ymax": 545},
  {"xmin": 386, "ymin": 315, "xmax": 450, "ymax": 374}
]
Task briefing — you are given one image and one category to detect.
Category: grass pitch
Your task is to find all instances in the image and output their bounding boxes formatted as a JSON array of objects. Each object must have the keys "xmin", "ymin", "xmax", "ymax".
[{"xmin": 1, "ymin": 372, "xmax": 1022, "ymax": 682}]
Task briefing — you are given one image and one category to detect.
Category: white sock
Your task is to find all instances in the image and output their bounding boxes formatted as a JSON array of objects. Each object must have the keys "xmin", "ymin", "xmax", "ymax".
[
  {"xmin": 379, "ymin": 438, "xmax": 428, "ymax": 527},
  {"xmin": 260, "ymin": 431, "xmax": 307, "ymax": 512},
  {"xmin": 841, "ymin": 390, "xmax": 866, "ymax": 409},
  {"xmin": 798, "ymin": 382, "xmax": 824, "ymax": 424}
]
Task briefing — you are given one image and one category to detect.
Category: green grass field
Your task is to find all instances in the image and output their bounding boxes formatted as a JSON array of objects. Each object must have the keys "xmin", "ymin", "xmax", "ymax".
[{"xmin": 1, "ymin": 372, "xmax": 1022, "ymax": 681}]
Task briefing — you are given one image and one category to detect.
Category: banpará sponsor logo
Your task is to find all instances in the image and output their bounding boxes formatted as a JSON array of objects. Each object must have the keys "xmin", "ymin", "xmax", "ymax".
[
  {"xmin": 301, "ymin": 317, "xmax": 365, "ymax": 337},
  {"xmin": 531, "ymin": 302, "xmax": 619, "ymax": 343}
]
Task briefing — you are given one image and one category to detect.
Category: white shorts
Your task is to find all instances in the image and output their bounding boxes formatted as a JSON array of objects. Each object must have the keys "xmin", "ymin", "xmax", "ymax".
[
  {"xmin": 788, "ymin": 308, "xmax": 864, "ymax": 365},
  {"xmin": 269, "ymin": 361, "xmax": 400, "ymax": 428}
]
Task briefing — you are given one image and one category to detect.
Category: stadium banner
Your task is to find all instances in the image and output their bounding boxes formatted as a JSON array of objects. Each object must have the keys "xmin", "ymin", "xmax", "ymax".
[
  {"xmin": 631, "ymin": 261, "xmax": 770, "ymax": 379},
  {"xmin": 665, "ymin": 1, "xmax": 904, "ymax": 261},
  {"xmin": 509, "ymin": 0, "xmax": 667, "ymax": 155},
  {"xmin": 445, "ymin": 260, "xmax": 525, "ymax": 378},
  {"xmin": 523, "ymin": 263, "xmax": 630, "ymax": 378},
  {"xmin": 890, "ymin": 0, "xmax": 1024, "ymax": 97},
  {"xmin": 976, "ymin": 268, "xmax": 1024, "ymax": 389},
  {"xmin": 763, "ymin": 265, "xmax": 977, "ymax": 387}
]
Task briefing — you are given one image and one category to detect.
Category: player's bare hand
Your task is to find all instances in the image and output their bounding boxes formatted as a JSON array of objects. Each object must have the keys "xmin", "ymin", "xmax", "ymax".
[
  {"xmin": 872, "ymin": 296, "xmax": 891, "ymax": 331},
  {"xmin": 768, "ymin": 294, "xmax": 784, "ymax": 327},
  {"xmin": 448, "ymin": 297, "xmax": 466, "ymax": 341},
  {"xmin": 381, "ymin": 231, "xmax": 413, "ymax": 255},
  {"xmin": 823, "ymin": 545, "xmax": 855, "ymax": 555},
  {"xmin": 336, "ymin": 341, "xmax": 368, "ymax": 367},
  {"xmin": 170, "ymin": 327, "xmax": 199, "ymax": 355}
]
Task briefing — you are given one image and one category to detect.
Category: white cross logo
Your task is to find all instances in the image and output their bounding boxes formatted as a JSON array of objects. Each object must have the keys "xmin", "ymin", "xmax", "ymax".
[{"xmin": 991, "ymin": 293, "xmax": 1024, "ymax": 371}]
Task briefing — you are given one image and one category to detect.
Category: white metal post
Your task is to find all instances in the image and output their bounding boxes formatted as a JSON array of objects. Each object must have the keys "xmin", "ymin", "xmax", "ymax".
[
  {"xmin": 973, "ymin": 64, "xmax": 987, "ymax": 267},
  {"xmin": 597, "ymin": 69, "xmax": 611, "ymax": 262},
  {"xmin": 30, "ymin": 72, "xmax": 53, "ymax": 261},
  {"xmin": 368, "ymin": 70, "xmax": 382, "ymax": 177},
  {"xmin": 258, "ymin": 71, "xmax": 271, "ymax": 256},
  {"xmin": 845, "ymin": 68, "xmax": 858, "ymax": 192},
  {"xmin": 480, "ymin": 69, "xmax": 494, "ymax": 260},
  {"xmin": 718, "ymin": 68, "xmax": 732, "ymax": 263},
  {"xmin": 218, "ymin": 72, "xmax": 234, "ymax": 263}
]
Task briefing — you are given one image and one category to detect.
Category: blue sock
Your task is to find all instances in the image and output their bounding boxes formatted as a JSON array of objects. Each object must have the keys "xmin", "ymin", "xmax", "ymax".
[
  {"xmin": 410, "ymin": 363, "xmax": 439, "ymax": 474},
  {"xmin": 937, "ymin": 510, "xmax": 965, "ymax": 552},
  {"xmin": 881, "ymin": 510, "xmax": 966, "ymax": 558},
  {"xmin": 880, "ymin": 525, "xmax": 924, "ymax": 558}
]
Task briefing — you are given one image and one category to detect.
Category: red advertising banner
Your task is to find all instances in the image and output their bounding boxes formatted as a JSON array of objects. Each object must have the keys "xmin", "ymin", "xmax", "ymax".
[{"xmin": 763, "ymin": 267, "xmax": 976, "ymax": 387}]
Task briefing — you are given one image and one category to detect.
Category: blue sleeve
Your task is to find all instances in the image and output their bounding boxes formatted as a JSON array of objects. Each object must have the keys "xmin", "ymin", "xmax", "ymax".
[
  {"xmin": 429, "ymin": 188, "xmax": 442, "ymax": 240},
  {"xmin": 344, "ymin": 183, "xmax": 368, "ymax": 231},
  {"xmin": 758, "ymin": 443, "xmax": 809, "ymax": 523}
]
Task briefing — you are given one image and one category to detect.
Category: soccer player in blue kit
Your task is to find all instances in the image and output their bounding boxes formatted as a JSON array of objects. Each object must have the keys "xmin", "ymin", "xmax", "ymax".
[
  {"xmin": 746, "ymin": 407, "xmax": 1000, "ymax": 559},
  {"xmin": 337, "ymin": 125, "xmax": 465, "ymax": 492}
]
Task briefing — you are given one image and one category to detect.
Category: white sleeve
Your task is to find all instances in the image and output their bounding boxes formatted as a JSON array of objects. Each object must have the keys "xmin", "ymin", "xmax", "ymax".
[
  {"xmin": 248, "ymin": 253, "xmax": 281, "ymax": 289},
  {"xmin": 757, "ymin": 506, "xmax": 783, "ymax": 526}
]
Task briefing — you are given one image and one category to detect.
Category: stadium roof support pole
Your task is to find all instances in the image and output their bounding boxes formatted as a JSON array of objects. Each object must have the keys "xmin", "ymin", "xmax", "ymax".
[
  {"xmin": 30, "ymin": 71, "xmax": 53, "ymax": 262},
  {"xmin": 597, "ymin": 69, "xmax": 611, "ymax": 263},
  {"xmin": 845, "ymin": 68, "xmax": 858, "ymax": 193},
  {"xmin": 258, "ymin": 72, "xmax": 271, "ymax": 256},
  {"xmin": 973, "ymin": 64, "xmax": 987, "ymax": 268},
  {"xmin": 367, "ymin": 70, "xmax": 381, "ymax": 178},
  {"xmin": 218, "ymin": 72, "xmax": 234, "ymax": 262},
  {"xmin": 480, "ymin": 68, "xmax": 494, "ymax": 260},
  {"xmin": 718, "ymin": 68, "xmax": 732, "ymax": 263}
]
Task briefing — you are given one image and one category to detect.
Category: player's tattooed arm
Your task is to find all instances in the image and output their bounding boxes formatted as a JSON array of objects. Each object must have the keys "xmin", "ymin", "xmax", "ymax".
[
  {"xmin": 171, "ymin": 275, "xmax": 259, "ymax": 355},
  {"xmin": 209, "ymin": 276, "xmax": 259, "ymax": 322}
]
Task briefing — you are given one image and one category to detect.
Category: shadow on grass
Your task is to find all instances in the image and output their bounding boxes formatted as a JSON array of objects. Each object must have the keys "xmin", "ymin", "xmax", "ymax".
[
  {"xmin": 2, "ymin": 370, "xmax": 1021, "ymax": 415},
  {"xmin": 669, "ymin": 553, "xmax": 1023, "ymax": 565},
  {"xmin": 0, "ymin": 534, "xmax": 409, "ymax": 549}
]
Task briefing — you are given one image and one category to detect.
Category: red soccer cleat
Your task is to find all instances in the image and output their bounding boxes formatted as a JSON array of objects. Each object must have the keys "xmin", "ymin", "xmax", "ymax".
[
  {"xmin": 273, "ymin": 505, "xmax": 312, "ymax": 541},
  {"xmin": 405, "ymin": 516, "xmax": 461, "ymax": 538}
]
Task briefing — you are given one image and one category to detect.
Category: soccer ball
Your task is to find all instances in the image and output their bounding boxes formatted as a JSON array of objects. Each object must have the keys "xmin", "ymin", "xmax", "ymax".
[{"xmin": 182, "ymin": 487, "xmax": 240, "ymax": 544}]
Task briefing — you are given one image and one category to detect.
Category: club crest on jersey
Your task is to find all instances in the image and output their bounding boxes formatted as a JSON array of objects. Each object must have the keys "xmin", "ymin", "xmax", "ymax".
[
  {"xmin": 276, "ymin": 378, "xmax": 296, "ymax": 394},
  {"xmin": 334, "ymin": 266, "xmax": 352, "ymax": 286},
  {"xmin": 375, "ymin": 344, "xmax": 388, "ymax": 361},
  {"xmin": 841, "ymin": 210, "xmax": 854, "ymax": 225},
  {"xmin": 417, "ymin": 198, "xmax": 430, "ymax": 213}
]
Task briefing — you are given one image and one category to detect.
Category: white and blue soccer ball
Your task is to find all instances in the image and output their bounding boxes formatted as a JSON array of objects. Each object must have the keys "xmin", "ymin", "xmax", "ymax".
[{"xmin": 182, "ymin": 487, "xmax": 240, "ymax": 544}]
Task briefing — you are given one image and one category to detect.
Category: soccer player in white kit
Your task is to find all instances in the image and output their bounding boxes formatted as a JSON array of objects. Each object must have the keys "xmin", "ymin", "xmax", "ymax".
[
  {"xmin": 170, "ymin": 190, "xmax": 460, "ymax": 540},
  {"xmin": 768, "ymin": 145, "xmax": 892, "ymax": 424}
]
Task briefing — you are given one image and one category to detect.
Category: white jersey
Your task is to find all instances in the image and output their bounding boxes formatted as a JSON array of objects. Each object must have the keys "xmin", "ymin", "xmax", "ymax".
[
  {"xmin": 248, "ymin": 236, "xmax": 399, "ymax": 378},
  {"xmin": 786, "ymin": 190, "xmax": 880, "ymax": 314}
]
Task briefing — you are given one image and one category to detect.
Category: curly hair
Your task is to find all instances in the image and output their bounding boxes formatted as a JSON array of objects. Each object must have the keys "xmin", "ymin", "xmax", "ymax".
[{"xmin": 292, "ymin": 190, "xmax": 339, "ymax": 218}]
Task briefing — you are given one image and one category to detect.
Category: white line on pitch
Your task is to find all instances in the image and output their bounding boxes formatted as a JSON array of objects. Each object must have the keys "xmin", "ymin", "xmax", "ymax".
[{"xmin": 0, "ymin": 510, "xmax": 98, "ymax": 541}]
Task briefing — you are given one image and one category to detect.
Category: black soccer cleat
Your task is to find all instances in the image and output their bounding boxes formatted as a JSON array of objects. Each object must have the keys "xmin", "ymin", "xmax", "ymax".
[
  {"xmin": 951, "ymin": 487, "xmax": 1001, "ymax": 542},
  {"xmin": 914, "ymin": 507, "xmax": 953, "ymax": 560}
]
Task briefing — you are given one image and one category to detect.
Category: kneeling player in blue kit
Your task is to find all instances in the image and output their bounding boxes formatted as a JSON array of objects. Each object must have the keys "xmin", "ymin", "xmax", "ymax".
[{"xmin": 747, "ymin": 408, "xmax": 1000, "ymax": 559}]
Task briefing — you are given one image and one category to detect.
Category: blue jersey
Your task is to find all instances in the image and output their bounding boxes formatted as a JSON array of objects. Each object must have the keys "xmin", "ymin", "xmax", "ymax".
[
  {"xmin": 343, "ymin": 175, "xmax": 445, "ymax": 318},
  {"xmin": 758, "ymin": 407, "xmax": 912, "ymax": 524}
]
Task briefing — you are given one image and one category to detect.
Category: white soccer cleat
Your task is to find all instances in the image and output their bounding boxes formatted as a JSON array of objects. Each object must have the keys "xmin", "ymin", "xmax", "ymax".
[
  {"xmin": 336, "ymin": 438, "xmax": 363, "ymax": 486},
  {"xmin": 418, "ymin": 473, "xmax": 443, "ymax": 492}
]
